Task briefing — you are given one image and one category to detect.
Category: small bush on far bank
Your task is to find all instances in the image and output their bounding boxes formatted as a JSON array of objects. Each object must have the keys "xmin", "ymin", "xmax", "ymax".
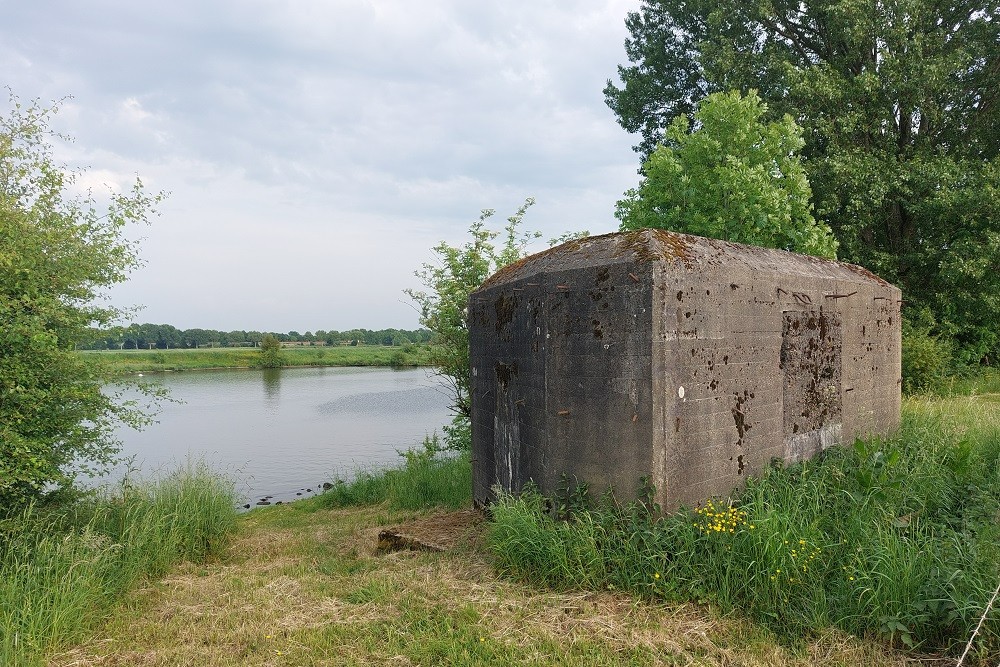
[
  {"xmin": 0, "ymin": 465, "xmax": 238, "ymax": 666},
  {"xmin": 256, "ymin": 334, "xmax": 285, "ymax": 368}
]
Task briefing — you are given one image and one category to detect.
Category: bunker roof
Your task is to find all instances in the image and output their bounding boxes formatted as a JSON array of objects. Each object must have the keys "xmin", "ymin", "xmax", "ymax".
[{"xmin": 480, "ymin": 229, "xmax": 890, "ymax": 291}]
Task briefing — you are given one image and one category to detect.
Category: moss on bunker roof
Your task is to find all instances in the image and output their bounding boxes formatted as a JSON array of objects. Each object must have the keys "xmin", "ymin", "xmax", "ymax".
[{"xmin": 478, "ymin": 229, "xmax": 894, "ymax": 290}]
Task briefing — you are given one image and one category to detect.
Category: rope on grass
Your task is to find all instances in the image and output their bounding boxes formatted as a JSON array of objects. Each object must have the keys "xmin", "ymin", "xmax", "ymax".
[{"xmin": 956, "ymin": 578, "xmax": 1000, "ymax": 666}]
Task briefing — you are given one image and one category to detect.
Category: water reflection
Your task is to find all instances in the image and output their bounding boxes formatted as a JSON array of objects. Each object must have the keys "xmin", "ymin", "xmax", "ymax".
[
  {"xmin": 261, "ymin": 367, "xmax": 281, "ymax": 400},
  {"xmin": 103, "ymin": 367, "xmax": 450, "ymax": 505}
]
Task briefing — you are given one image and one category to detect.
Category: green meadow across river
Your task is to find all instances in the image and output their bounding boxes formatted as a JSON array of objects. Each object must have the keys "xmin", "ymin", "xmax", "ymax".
[{"xmin": 80, "ymin": 344, "xmax": 437, "ymax": 373}]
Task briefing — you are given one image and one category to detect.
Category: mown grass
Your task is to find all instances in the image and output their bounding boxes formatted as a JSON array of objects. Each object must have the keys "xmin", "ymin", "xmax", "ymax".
[
  {"xmin": 48, "ymin": 460, "xmax": 913, "ymax": 667},
  {"xmin": 489, "ymin": 396, "xmax": 1000, "ymax": 663},
  {"xmin": 79, "ymin": 344, "xmax": 436, "ymax": 373},
  {"xmin": 0, "ymin": 465, "xmax": 238, "ymax": 667}
]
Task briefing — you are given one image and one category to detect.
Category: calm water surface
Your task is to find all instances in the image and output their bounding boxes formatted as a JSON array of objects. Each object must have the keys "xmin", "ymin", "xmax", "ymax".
[{"xmin": 104, "ymin": 367, "xmax": 452, "ymax": 505}]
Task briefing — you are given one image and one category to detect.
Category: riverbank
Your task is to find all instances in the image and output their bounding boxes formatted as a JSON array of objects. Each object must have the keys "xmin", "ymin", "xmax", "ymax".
[
  {"xmin": 79, "ymin": 344, "xmax": 436, "ymax": 373},
  {"xmin": 16, "ymin": 389, "xmax": 1000, "ymax": 665}
]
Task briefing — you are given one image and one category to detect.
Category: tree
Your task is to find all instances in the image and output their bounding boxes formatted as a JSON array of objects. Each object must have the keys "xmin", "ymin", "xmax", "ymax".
[
  {"xmin": 617, "ymin": 90, "xmax": 838, "ymax": 258},
  {"xmin": 605, "ymin": 1, "xmax": 1000, "ymax": 362},
  {"xmin": 406, "ymin": 198, "xmax": 539, "ymax": 449},
  {"xmin": 257, "ymin": 334, "xmax": 284, "ymax": 368},
  {"xmin": 0, "ymin": 95, "xmax": 162, "ymax": 505}
]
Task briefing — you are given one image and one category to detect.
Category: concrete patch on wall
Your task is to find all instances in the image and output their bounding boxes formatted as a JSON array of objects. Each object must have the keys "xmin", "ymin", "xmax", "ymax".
[{"xmin": 780, "ymin": 310, "xmax": 843, "ymax": 462}]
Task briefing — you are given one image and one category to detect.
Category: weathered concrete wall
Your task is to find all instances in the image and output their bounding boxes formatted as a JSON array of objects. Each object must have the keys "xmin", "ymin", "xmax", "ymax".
[
  {"xmin": 470, "ymin": 229, "xmax": 901, "ymax": 511},
  {"xmin": 648, "ymin": 236, "xmax": 901, "ymax": 509},
  {"xmin": 469, "ymin": 246, "xmax": 655, "ymax": 507}
]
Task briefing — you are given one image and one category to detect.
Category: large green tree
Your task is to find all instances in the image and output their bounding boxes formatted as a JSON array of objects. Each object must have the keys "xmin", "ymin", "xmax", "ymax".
[
  {"xmin": 0, "ymin": 97, "xmax": 162, "ymax": 504},
  {"xmin": 617, "ymin": 90, "xmax": 838, "ymax": 259},
  {"xmin": 605, "ymin": 1, "xmax": 1000, "ymax": 362}
]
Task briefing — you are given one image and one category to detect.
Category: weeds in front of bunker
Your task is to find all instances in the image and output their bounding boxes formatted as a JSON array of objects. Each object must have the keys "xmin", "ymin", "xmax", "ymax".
[
  {"xmin": 318, "ymin": 434, "xmax": 472, "ymax": 511},
  {"xmin": 489, "ymin": 397, "xmax": 1000, "ymax": 663}
]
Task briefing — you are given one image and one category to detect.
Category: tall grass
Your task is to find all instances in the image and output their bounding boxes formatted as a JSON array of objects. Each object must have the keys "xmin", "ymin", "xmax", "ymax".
[
  {"xmin": 489, "ymin": 397, "xmax": 1000, "ymax": 662},
  {"xmin": 935, "ymin": 367, "xmax": 1000, "ymax": 397},
  {"xmin": 319, "ymin": 437, "xmax": 472, "ymax": 511},
  {"xmin": 0, "ymin": 464, "xmax": 238, "ymax": 666}
]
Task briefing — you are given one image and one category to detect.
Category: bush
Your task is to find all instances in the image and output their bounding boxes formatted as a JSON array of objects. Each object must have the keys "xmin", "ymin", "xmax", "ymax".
[
  {"xmin": 406, "ymin": 199, "xmax": 539, "ymax": 451},
  {"xmin": 0, "ymin": 95, "xmax": 162, "ymax": 506},
  {"xmin": 902, "ymin": 324, "xmax": 952, "ymax": 393},
  {"xmin": 616, "ymin": 90, "xmax": 838, "ymax": 259},
  {"xmin": 256, "ymin": 334, "xmax": 284, "ymax": 368}
]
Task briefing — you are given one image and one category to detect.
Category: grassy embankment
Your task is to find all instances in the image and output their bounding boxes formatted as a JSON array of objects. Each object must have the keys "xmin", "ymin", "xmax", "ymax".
[
  {"xmin": 33, "ymin": 383, "xmax": 1000, "ymax": 666},
  {"xmin": 80, "ymin": 344, "xmax": 436, "ymax": 373},
  {"xmin": 0, "ymin": 465, "xmax": 238, "ymax": 667}
]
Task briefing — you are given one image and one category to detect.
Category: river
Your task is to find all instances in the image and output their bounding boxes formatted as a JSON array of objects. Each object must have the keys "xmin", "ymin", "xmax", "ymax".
[{"xmin": 101, "ymin": 366, "xmax": 453, "ymax": 506}]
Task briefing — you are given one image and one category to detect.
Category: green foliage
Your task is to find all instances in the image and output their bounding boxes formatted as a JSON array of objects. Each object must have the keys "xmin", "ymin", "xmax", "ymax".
[
  {"xmin": 616, "ymin": 90, "xmax": 838, "ymax": 258},
  {"xmin": 605, "ymin": 1, "xmax": 1000, "ymax": 361},
  {"xmin": 406, "ymin": 199, "xmax": 539, "ymax": 449},
  {"xmin": 0, "ymin": 95, "xmax": 163, "ymax": 505},
  {"xmin": 256, "ymin": 334, "xmax": 284, "ymax": 368},
  {"xmin": 902, "ymin": 317, "xmax": 953, "ymax": 394},
  {"xmin": 0, "ymin": 463, "xmax": 238, "ymax": 666},
  {"xmin": 319, "ymin": 438, "xmax": 471, "ymax": 511},
  {"xmin": 489, "ymin": 399, "xmax": 1000, "ymax": 659}
]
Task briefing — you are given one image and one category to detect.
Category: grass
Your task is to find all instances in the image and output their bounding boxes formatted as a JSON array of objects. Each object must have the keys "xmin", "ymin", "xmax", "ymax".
[
  {"xmin": 0, "ymin": 464, "xmax": 238, "ymax": 667},
  {"xmin": 318, "ymin": 436, "xmax": 472, "ymax": 512},
  {"xmin": 933, "ymin": 367, "xmax": 1000, "ymax": 397},
  {"xmin": 488, "ymin": 396, "xmax": 1000, "ymax": 663},
  {"xmin": 45, "ymin": 463, "xmax": 914, "ymax": 667},
  {"xmin": 79, "ymin": 344, "xmax": 436, "ymax": 373}
]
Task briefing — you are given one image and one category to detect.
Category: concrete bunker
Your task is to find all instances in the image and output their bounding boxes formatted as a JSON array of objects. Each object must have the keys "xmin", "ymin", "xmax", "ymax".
[{"xmin": 469, "ymin": 229, "xmax": 901, "ymax": 511}]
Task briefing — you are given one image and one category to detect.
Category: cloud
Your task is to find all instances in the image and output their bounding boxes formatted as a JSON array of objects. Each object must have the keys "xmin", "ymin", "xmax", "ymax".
[{"xmin": 2, "ymin": 0, "xmax": 642, "ymax": 331}]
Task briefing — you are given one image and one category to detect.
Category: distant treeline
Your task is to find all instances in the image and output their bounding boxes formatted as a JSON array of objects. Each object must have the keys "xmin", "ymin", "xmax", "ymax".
[{"xmin": 82, "ymin": 323, "xmax": 433, "ymax": 350}]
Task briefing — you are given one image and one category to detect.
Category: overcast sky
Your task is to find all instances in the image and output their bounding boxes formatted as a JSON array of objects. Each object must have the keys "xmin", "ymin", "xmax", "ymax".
[{"xmin": 3, "ymin": 0, "xmax": 642, "ymax": 332}]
